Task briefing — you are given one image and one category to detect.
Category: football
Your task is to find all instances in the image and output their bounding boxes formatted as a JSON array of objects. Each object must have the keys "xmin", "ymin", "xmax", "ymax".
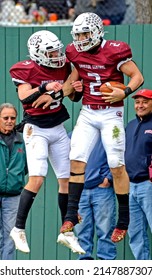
[{"xmin": 99, "ymin": 81, "xmax": 126, "ymax": 93}]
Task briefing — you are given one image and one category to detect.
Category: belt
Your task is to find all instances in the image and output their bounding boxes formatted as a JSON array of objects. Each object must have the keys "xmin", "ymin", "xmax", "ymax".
[{"xmin": 87, "ymin": 104, "xmax": 111, "ymax": 110}]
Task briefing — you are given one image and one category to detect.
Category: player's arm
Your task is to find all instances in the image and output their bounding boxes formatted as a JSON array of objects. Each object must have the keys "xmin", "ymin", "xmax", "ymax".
[
  {"xmin": 32, "ymin": 68, "xmax": 83, "ymax": 108},
  {"xmin": 62, "ymin": 67, "xmax": 79, "ymax": 96},
  {"xmin": 120, "ymin": 60, "xmax": 144, "ymax": 92},
  {"xmin": 18, "ymin": 81, "xmax": 62, "ymax": 100},
  {"xmin": 103, "ymin": 61, "xmax": 144, "ymax": 103},
  {"xmin": 62, "ymin": 67, "xmax": 83, "ymax": 102},
  {"xmin": 18, "ymin": 81, "xmax": 63, "ymax": 108},
  {"xmin": 18, "ymin": 82, "xmax": 39, "ymax": 100}
]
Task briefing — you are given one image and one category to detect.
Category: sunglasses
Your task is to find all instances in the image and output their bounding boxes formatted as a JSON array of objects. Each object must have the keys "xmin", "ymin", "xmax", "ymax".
[{"xmin": 0, "ymin": 116, "xmax": 16, "ymax": 120}]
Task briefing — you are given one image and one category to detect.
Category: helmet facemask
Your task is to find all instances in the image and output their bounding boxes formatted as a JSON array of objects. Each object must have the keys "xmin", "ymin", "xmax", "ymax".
[
  {"xmin": 71, "ymin": 12, "xmax": 104, "ymax": 52},
  {"xmin": 42, "ymin": 47, "xmax": 66, "ymax": 68},
  {"xmin": 27, "ymin": 30, "xmax": 66, "ymax": 68}
]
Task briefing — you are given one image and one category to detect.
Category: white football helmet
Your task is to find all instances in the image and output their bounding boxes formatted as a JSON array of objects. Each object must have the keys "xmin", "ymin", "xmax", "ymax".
[
  {"xmin": 27, "ymin": 30, "xmax": 66, "ymax": 68},
  {"xmin": 71, "ymin": 12, "xmax": 104, "ymax": 52}
]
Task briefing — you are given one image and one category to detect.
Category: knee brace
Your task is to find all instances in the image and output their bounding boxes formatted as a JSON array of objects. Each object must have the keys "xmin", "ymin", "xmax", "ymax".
[
  {"xmin": 70, "ymin": 172, "xmax": 85, "ymax": 184},
  {"xmin": 70, "ymin": 172, "xmax": 85, "ymax": 176}
]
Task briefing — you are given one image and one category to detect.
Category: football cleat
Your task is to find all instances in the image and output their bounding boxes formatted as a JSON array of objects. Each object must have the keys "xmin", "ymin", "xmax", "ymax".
[
  {"xmin": 10, "ymin": 227, "xmax": 30, "ymax": 253},
  {"xmin": 60, "ymin": 221, "xmax": 74, "ymax": 233},
  {"xmin": 57, "ymin": 232, "xmax": 86, "ymax": 254},
  {"xmin": 111, "ymin": 228, "xmax": 127, "ymax": 243}
]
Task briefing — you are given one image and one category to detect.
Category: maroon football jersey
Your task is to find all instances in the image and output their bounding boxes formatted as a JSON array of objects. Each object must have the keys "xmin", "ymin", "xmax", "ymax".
[
  {"xmin": 10, "ymin": 59, "xmax": 71, "ymax": 115},
  {"xmin": 66, "ymin": 39, "xmax": 132, "ymax": 107},
  {"xmin": 10, "ymin": 59, "xmax": 72, "ymax": 128}
]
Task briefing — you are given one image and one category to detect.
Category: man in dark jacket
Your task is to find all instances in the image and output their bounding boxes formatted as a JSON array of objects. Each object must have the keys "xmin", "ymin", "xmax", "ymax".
[
  {"xmin": 125, "ymin": 89, "xmax": 152, "ymax": 259},
  {"xmin": 95, "ymin": 0, "xmax": 127, "ymax": 25},
  {"xmin": 36, "ymin": 0, "xmax": 71, "ymax": 19},
  {"xmin": 0, "ymin": 103, "xmax": 27, "ymax": 260}
]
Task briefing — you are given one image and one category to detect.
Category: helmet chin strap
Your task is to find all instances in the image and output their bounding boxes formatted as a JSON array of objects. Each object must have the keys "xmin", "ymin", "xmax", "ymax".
[{"xmin": 88, "ymin": 41, "xmax": 102, "ymax": 54}]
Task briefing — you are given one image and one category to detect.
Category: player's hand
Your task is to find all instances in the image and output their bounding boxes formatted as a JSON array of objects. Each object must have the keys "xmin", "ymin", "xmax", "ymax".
[
  {"xmin": 71, "ymin": 80, "xmax": 83, "ymax": 92},
  {"xmin": 46, "ymin": 81, "xmax": 62, "ymax": 92},
  {"xmin": 102, "ymin": 85, "xmax": 125, "ymax": 103},
  {"xmin": 98, "ymin": 178, "xmax": 110, "ymax": 188},
  {"xmin": 32, "ymin": 94, "xmax": 53, "ymax": 109}
]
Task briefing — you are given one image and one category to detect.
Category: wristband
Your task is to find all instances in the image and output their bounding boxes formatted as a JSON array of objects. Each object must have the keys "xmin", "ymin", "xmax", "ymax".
[
  {"xmin": 39, "ymin": 82, "xmax": 48, "ymax": 94},
  {"xmin": 21, "ymin": 91, "xmax": 42, "ymax": 104},
  {"xmin": 72, "ymin": 91, "xmax": 83, "ymax": 102},
  {"xmin": 46, "ymin": 89, "xmax": 64, "ymax": 100},
  {"xmin": 124, "ymin": 87, "xmax": 133, "ymax": 97}
]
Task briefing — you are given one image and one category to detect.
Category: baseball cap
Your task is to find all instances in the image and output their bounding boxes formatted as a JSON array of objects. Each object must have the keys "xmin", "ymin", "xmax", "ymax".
[{"xmin": 132, "ymin": 89, "xmax": 152, "ymax": 99}]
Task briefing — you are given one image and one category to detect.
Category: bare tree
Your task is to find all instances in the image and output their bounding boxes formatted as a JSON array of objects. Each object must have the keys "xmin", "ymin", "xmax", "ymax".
[
  {"xmin": 150, "ymin": 0, "xmax": 152, "ymax": 22},
  {"xmin": 135, "ymin": 0, "xmax": 152, "ymax": 23}
]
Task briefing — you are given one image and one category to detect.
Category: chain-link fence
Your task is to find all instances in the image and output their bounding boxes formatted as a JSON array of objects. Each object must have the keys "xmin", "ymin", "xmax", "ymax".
[
  {"xmin": 0, "ymin": 0, "xmax": 136, "ymax": 25},
  {"xmin": 122, "ymin": 0, "xmax": 136, "ymax": 24},
  {"xmin": 0, "ymin": 0, "xmax": 71, "ymax": 24}
]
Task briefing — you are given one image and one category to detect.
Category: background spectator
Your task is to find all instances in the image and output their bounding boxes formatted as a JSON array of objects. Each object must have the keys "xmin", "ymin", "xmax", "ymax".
[
  {"xmin": 73, "ymin": 0, "xmax": 96, "ymax": 20},
  {"xmin": 122, "ymin": 0, "xmax": 136, "ymax": 24},
  {"xmin": 36, "ymin": 0, "xmax": 72, "ymax": 19},
  {"xmin": 125, "ymin": 89, "xmax": 152, "ymax": 260},
  {"xmin": 75, "ymin": 135, "xmax": 116, "ymax": 260},
  {"xmin": 0, "ymin": 103, "xmax": 27, "ymax": 260},
  {"xmin": 95, "ymin": 0, "xmax": 127, "ymax": 25}
]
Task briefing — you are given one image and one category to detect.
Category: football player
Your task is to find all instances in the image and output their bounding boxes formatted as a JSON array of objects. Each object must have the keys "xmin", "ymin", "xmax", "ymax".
[
  {"xmin": 56, "ymin": 12, "xmax": 144, "ymax": 252},
  {"xmin": 9, "ymin": 30, "xmax": 85, "ymax": 254}
]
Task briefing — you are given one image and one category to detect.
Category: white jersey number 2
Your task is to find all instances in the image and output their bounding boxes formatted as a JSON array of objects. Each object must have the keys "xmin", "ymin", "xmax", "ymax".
[{"xmin": 88, "ymin": 73, "xmax": 103, "ymax": 96}]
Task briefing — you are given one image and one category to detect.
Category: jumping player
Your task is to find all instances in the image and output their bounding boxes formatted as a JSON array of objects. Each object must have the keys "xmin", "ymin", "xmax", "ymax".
[
  {"xmin": 9, "ymin": 30, "xmax": 84, "ymax": 254},
  {"xmin": 57, "ymin": 12, "xmax": 144, "ymax": 252}
]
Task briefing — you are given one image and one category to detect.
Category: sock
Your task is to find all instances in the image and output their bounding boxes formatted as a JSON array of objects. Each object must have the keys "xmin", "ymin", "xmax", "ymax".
[
  {"xmin": 14, "ymin": 227, "xmax": 24, "ymax": 232},
  {"xmin": 116, "ymin": 194, "xmax": 129, "ymax": 230},
  {"xmin": 58, "ymin": 193, "xmax": 68, "ymax": 224},
  {"xmin": 64, "ymin": 182, "xmax": 84, "ymax": 225},
  {"xmin": 15, "ymin": 189, "xmax": 37, "ymax": 229}
]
